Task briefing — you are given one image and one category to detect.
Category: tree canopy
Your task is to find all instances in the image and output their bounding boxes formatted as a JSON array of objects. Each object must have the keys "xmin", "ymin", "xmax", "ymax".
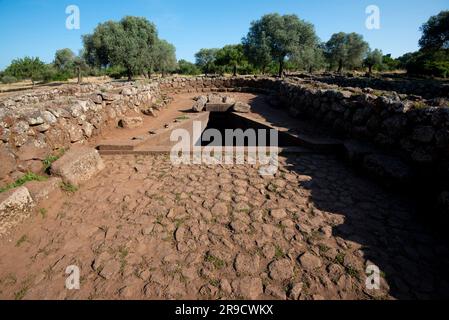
[
  {"xmin": 364, "ymin": 49, "xmax": 383, "ymax": 73},
  {"xmin": 324, "ymin": 32, "xmax": 369, "ymax": 72},
  {"xmin": 243, "ymin": 13, "xmax": 318, "ymax": 76},
  {"xmin": 3, "ymin": 57, "xmax": 47, "ymax": 84},
  {"xmin": 215, "ymin": 44, "xmax": 248, "ymax": 76},
  {"xmin": 83, "ymin": 16, "xmax": 159, "ymax": 80},
  {"xmin": 419, "ymin": 10, "xmax": 449, "ymax": 50},
  {"xmin": 195, "ymin": 48, "xmax": 219, "ymax": 75}
]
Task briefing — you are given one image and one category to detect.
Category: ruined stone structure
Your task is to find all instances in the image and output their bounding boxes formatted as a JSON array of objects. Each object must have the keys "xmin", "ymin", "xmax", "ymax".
[{"xmin": 1, "ymin": 76, "xmax": 449, "ymax": 216}]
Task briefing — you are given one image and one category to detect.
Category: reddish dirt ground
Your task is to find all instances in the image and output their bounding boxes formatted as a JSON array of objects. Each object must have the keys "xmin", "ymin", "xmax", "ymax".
[{"xmin": 0, "ymin": 93, "xmax": 449, "ymax": 300}]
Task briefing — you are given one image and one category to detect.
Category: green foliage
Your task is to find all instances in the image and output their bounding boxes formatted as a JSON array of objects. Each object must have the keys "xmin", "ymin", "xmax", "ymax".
[
  {"xmin": 60, "ymin": 182, "xmax": 78, "ymax": 193},
  {"xmin": 406, "ymin": 49, "xmax": 449, "ymax": 78},
  {"xmin": 83, "ymin": 16, "xmax": 158, "ymax": 80},
  {"xmin": 381, "ymin": 54, "xmax": 401, "ymax": 71},
  {"xmin": 243, "ymin": 13, "xmax": 319, "ymax": 76},
  {"xmin": 3, "ymin": 57, "xmax": 47, "ymax": 84},
  {"xmin": 419, "ymin": 10, "xmax": 449, "ymax": 50},
  {"xmin": 195, "ymin": 48, "xmax": 219, "ymax": 75},
  {"xmin": 177, "ymin": 59, "xmax": 201, "ymax": 75},
  {"xmin": 289, "ymin": 44, "xmax": 326, "ymax": 72},
  {"xmin": 152, "ymin": 39, "xmax": 178, "ymax": 76},
  {"xmin": 324, "ymin": 32, "xmax": 369, "ymax": 72},
  {"xmin": 106, "ymin": 65, "xmax": 127, "ymax": 79},
  {"xmin": 215, "ymin": 44, "xmax": 248, "ymax": 76},
  {"xmin": 0, "ymin": 173, "xmax": 48, "ymax": 193},
  {"xmin": 364, "ymin": 48, "xmax": 383, "ymax": 73},
  {"xmin": 1, "ymin": 75, "xmax": 18, "ymax": 84},
  {"xmin": 42, "ymin": 149, "xmax": 65, "ymax": 173},
  {"xmin": 54, "ymin": 48, "xmax": 76, "ymax": 73}
]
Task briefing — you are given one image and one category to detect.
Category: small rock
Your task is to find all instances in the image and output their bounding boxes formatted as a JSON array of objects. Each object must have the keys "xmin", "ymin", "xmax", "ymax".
[
  {"xmin": 270, "ymin": 208, "xmax": 287, "ymax": 220},
  {"xmin": 119, "ymin": 117, "xmax": 143, "ymax": 129},
  {"xmin": 232, "ymin": 102, "xmax": 251, "ymax": 113},
  {"xmin": 289, "ymin": 282, "xmax": 303, "ymax": 300},
  {"xmin": 268, "ymin": 259, "xmax": 294, "ymax": 281},
  {"xmin": 298, "ymin": 252, "xmax": 322, "ymax": 272},
  {"xmin": 234, "ymin": 253, "xmax": 260, "ymax": 275},
  {"xmin": 265, "ymin": 284, "xmax": 287, "ymax": 300}
]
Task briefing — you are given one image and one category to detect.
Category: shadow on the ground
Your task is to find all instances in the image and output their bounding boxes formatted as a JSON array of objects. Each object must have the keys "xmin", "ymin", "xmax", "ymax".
[{"xmin": 246, "ymin": 94, "xmax": 449, "ymax": 299}]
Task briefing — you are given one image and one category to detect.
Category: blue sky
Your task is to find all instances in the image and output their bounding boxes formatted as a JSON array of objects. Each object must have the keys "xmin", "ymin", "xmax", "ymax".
[{"xmin": 0, "ymin": 0, "xmax": 447, "ymax": 70}]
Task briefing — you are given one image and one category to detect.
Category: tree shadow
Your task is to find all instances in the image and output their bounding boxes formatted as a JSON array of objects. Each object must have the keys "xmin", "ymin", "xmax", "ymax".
[{"xmin": 245, "ymin": 93, "xmax": 449, "ymax": 299}]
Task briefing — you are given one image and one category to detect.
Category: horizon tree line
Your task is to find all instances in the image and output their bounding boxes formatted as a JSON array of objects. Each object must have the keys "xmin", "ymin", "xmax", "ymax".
[{"xmin": 1, "ymin": 10, "xmax": 448, "ymax": 84}]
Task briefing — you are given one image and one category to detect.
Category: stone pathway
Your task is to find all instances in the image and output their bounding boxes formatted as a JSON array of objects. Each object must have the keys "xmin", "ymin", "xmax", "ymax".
[{"xmin": 1, "ymin": 152, "xmax": 448, "ymax": 300}]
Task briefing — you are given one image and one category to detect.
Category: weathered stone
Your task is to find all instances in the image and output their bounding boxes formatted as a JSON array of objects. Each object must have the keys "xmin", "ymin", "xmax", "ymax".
[
  {"xmin": 66, "ymin": 123, "xmax": 84, "ymax": 142},
  {"xmin": 101, "ymin": 92, "xmax": 121, "ymax": 101},
  {"xmin": 268, "ymin": 259, "xmax": 294, "ymax": 281},
  {"xmin": 119, "ymin": 117, "xmax": 143, "ymax": 129},
  {"xmin": 412, "ymin": 126, "xmax": 435, "ymax": 143},
  {"xmin": 16, "ymin": 143, "xmax": 49, "ymax": 161},
  {"xmin": 232, "ymin": 102, "xmax": 251, "ymax": 113},
  {"xmin": 270, "ymin": 208, "xmax": 287, "ymax": 220},
  {"xmin": 363, "ymin": 154, "xmax": 412, "ymax": 181},
  {"xmin": 24, "ymin": 177, "xmax": 62, "ymax": 202},
  {"xmin": 51, "ymin": 147, "xmax": 105, "ymax": 187},
  {"xmin": 0, "ymin": 187, "xmax": 34, "ymax": 235},
  {"xmin": 234, "ymin": 253, "xmax": 260, "ymax": 275},
  {"xmin": 298, "ymin": 252, "xmax": 322, "ymax": 272},
  {"xmin": 0, "ymin": 148, "xmax": 15, "ymax": 177},
  {"xmin": 192, "ymin": 96, "xmax": 207, "ymax": 112},
  {"xmin": 232, "ymin": 277, "xmax": 263, "ymax": 300},
  {"xmin": 121, "ymin": 87, "xmax": 137, "ymax": 96}
]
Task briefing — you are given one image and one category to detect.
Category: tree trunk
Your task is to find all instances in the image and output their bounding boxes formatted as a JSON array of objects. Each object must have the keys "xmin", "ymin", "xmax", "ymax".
[
  {"xmin": 233, "ymin": 65, "xmax": 237, "ymax": 77},
  {"xmin": 77, "ymin": 67, "xmax": 82, "ymax": 84},
  {"xmin": 368, "ymin": 65, "xmax": 373, "ymax": 74},
  {"xmin": 279, "ymin": 58, "xmax": 285, "ymax": 78},
  {"xmin": 337, "ymin": 59, "xmax": 343, "ymax": 73}
]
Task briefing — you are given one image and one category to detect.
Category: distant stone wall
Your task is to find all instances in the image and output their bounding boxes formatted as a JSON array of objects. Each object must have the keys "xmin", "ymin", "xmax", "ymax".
[
  {"xmin": 0, "ymin": 82, "xmax": 165, "ymax": 185},
  {"xmin": 288, "ymin": 73, "xmax": 449, "ymax": 100},
  {"xmin": 159, "ymin": 76, "xmax": 449, "ymax": 186}
]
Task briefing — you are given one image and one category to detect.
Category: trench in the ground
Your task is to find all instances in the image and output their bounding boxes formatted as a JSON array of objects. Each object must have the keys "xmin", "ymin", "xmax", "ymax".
[{"xmin": 197, "ymin": 112, "xmax": 299, "ymax": 147}]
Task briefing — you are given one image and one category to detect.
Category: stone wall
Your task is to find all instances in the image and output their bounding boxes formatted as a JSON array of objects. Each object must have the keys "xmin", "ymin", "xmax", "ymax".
[
  {"xmin": 158, "ymin": 76, "xmax": 449, "ymax": 188},
  {"xmin": 288, "ymin": 73, "xmax": 449, "ymax": 100},
  {"xmin": 0, "ymin": 82, "xmax": 165, "ymax": 185},
  {"xmin": 2, "ymin": 75, "xmax": 449, "ymax": 194}
]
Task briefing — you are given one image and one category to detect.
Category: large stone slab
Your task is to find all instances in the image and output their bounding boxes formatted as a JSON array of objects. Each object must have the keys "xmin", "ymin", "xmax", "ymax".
[
  {"xmin": 24, "ymin": 177, "xmax": 62, "ymax": 202},
  {"xmin": 0, "ymin": 187, "xmax": 34, "ymax": 235},
  {"xmin": 51, "ymin": 147, "xmax": 105, "ymax": 187},
  {"xmin": 118, "ymin": 117, "xmax": 143, "ymax": 129}
]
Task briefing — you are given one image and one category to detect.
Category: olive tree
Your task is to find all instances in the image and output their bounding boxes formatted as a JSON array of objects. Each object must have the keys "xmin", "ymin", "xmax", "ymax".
[
  {"xmin": 419, "ymin": 10, "xmax": 449, "ymax": 50},
  {"xmin": 242, "ymin": 13, "xmax": 318, "ymax": 77},
  {"xmin": 83, "ymin": 16, "xmax": 158, "ymax": 80},
  {"xmin": 364, "ymin": 49, "xmax": 383, "ymax": 74},
  {"xmin": 195, "ymin": 48, "xmax": 219, "ymax": 75},
  {"xmin": 324, "ymin": 32, "xmax": 369, "ymax": 72}
]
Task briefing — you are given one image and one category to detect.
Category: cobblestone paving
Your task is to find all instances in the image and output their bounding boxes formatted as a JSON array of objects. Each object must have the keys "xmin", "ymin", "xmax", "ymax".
[{"xmin": 1, "ymin": 153, "xmax": 449, "ymax": 300}]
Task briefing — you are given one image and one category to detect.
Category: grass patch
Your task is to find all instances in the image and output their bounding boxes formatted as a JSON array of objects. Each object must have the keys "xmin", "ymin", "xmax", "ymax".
[
  {"xmin": 175, "ymin": 115, "xmax": 190, "ymax": 121},
  {"xmin": 335, "ymin": 252, "xmax": 346, "ymax": 265},
  {"xmin": 274, "ymin": 245, "xmax": 286, "ymax": 259},
  {"xmin": 60, "ymin": 182, "xmax": 78, "ymax": 193},
  {"xmin": 42, "ymin": 148, "xmax": 65, "ymax": 173},
  {"xmin": 16, "ymin": 235, "xmax": 28, "ymax": 247},
  {"xmin": 0, "ymin": 172, "xmax": 47, "ymax": 193},
  {"xmin": 39, "ymin": 208, "xmax": 47, "ymax": 219},
  {"xmin": 205, "ymin": 254, "xmax": 225, "ymax": 270}
]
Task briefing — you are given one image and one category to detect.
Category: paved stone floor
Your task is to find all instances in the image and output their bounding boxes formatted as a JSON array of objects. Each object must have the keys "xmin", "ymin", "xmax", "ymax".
[{"xmin": 1, "ymin": 153, "xmax": 449, "ymax": 300}]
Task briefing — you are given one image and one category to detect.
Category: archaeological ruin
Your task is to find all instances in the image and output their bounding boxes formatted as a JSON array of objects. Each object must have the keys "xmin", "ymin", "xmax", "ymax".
[{"xmin": 1, "ymin": 74, "xmax": 449, "ymax": 300}]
